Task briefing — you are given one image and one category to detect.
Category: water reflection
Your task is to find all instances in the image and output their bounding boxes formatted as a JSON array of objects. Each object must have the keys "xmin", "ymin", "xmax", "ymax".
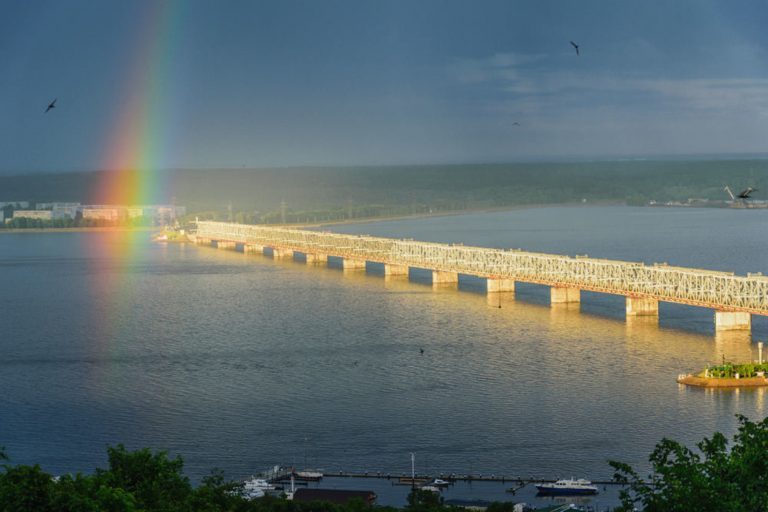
[{"xmin": 2, "ymin": 209, "xmax": 767, "ymax": 487}]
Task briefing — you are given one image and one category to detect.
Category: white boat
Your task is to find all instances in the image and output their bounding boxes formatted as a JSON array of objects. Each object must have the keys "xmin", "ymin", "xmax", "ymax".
[
  {"xmin": 419, "ymin": 485, "xmax": 442, "ymax": 493},
  {"xmin": 242, "ymin": 477, "xmax": 275, "ymax": 499},
  {"xmin": 535, "ymin": 478, "xmax": 598, "ymax": 496},
  {"xmin": 294, "ymin": 470, "xmax": 323, "ymax": 481},
  {"xmin": 427, "ymin": 478, "xmax": 450, "ymax": 487}
]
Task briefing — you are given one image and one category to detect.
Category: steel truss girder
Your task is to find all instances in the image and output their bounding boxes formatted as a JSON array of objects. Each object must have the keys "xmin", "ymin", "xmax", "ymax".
[{"xmin": 196, "ymin": 221, "xmax": 768, "ymax": 315}]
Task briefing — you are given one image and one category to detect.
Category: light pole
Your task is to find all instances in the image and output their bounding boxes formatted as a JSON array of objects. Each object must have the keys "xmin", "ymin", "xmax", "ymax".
[{"xmin": 410, "ymin": 453, "xmax": 415, "ymax": 490}]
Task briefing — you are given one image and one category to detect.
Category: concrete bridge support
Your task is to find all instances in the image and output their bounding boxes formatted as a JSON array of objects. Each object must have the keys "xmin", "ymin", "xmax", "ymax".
[
  {"xmin": 342, "ymin": 258, "xmax": 366, "ymax": 270},
  {"xmin": 244, "ymin": 244, "xmax": 264, "ymax": 254},
  {"xmin": 432, "ymin": 270, "xmax": 459, "ymax": 286},
  {"xmin": 271, "ymin": 248, "xmax": 294, "ymax": 259},
  {"xmin": 715, "ymin": 311, "xmax": 751, "ymax": 332},
  {"xmin": 626, "ymin": 296, "xmax": 659, "ymax": 317},
  {"xmin": 550, "ymin": 286, "xmax": 581, "ymax": 304},
  {"xmin": 196, "ymin": 237, "xmax": 212, "ymax": 246},
  {"xmin": 216, "ymin": 240, "xmax": 236, "ymax": 250},
  {"xmin": 487, "ymin": 278, "xmax": 515, "ymax": 294},
  {"xmin": 305, "ymin": 253, "xmax": 328, "ymax": 264},
  {"xmin": 384, "ymin": 264, "xmax": 409, "ymax": 276}
]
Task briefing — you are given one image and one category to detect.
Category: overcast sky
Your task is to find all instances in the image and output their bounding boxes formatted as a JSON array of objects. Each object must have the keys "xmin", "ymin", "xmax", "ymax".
[{"xmin": 2, "ymin": 0, "xmax": 768, "ymax": 174}]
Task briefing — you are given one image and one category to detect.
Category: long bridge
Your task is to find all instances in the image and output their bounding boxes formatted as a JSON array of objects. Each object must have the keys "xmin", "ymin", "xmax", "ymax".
[{"xmin": 192, "ymin": 220, "xmax": 768, "ymax": 333}]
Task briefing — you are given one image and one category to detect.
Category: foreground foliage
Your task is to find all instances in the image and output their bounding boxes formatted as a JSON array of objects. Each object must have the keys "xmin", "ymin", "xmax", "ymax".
[
  {"xmin": 0, "ymin": 445, "xmax": 463, "ymax": 512},
  {"xmin": 610, "ymin": 415, "xmax": 768, "ymax": 512}
]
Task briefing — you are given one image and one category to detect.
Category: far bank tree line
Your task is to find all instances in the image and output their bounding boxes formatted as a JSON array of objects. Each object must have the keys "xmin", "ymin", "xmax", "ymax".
[{"xmin": 2, "ymin": 159, "xmax": 767, "ymax": 226}]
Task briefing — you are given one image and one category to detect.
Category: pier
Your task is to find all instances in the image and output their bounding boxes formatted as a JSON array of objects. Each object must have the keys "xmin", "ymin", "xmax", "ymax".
[{"xmin": 193, "ymin": 221, "xmax": 768, "ymax": 333}]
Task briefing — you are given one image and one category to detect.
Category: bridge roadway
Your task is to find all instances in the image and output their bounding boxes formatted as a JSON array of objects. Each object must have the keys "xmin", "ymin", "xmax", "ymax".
[{"xmin": 193, "ymin": 220, "xmax": 768, "ymax": 333}]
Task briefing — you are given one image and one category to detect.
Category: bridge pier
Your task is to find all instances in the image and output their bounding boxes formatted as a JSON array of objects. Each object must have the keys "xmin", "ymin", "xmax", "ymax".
[
  {"xmin": 272, "ymin": 248, "xmax": 294, "ymax": 259},
  {"xmin": 487, "ymin": 278, "xmax": 515, "ymax": 294},
  {"xmin": 550, "ymin": 286, "xmax": 581, "ymax": 304},
  {"xmin": 244, "ymin": 244, "xmax": 264, "ymax": 254},
  {"xmin": 432, "ymin": 270, "xmax": 458, "ymax": 286},
  {"xmin": 626, "ymin": 296, "xmax": 659, "ymax": 317},
  {"xmin": 196, "ymin": 237, "xmax": 212, "ymax": 246},
  {"xmin": 384, "ymin": 263, "xmax": 409, "ymax": 276},
  {"xmin": 216, "ymin": 240, "xmax": 236, "ymax": 250},
  {"xmin": 305, "ymin": 253, "xmax": 328, "ymax": 264},
  {"xmin": 342, "ymin": 258, "xmax": 366, "ymax": 270},
  {"xmin": 715, "ymin": 311, "xmax": 751, "ymax": 332}
]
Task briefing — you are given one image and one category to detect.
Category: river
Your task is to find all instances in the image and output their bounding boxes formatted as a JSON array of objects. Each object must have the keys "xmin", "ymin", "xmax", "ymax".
[{"xmin": 1, "ymin": 205, "xmax": 766, "ymax": 507}]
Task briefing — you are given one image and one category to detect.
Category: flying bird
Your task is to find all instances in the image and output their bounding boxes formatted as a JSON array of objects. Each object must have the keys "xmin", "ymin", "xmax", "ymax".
[
  {"xmin": 738, "ymin": 187, "xmax": 757, "ymax": 199},
  {"xmin": 570, "ymin": 41, "xmax": 580, "ymax": 56},
  {"xmin": 512, "ymin": 122, "xmax": 521, "ymax": 126},
  {"xmin": 45, "ymin": 98, "xmax": 57, "ymax": 113}
]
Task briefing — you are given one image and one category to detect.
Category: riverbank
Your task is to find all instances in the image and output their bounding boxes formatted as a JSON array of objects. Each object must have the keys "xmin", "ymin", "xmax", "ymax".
[{"xmin": 0, "ymin": 226, "xmax": 158, "ymax": 234}]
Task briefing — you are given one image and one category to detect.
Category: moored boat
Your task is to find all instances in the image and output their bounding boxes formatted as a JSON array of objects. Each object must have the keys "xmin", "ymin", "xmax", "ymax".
[
  {"xmin": 242, "ymin": 477, "xmax": 275, "ymax": 499},
  {"xmin": 294, "ymin": 470, "xmax": 323, "ymax": 481},
  {"xmin": 535, "ymin": 478, "xmax": 598, "ymax": 496}
]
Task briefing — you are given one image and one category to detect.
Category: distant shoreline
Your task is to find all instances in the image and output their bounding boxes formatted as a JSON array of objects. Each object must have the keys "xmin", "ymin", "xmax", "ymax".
[
  {"xmin": 300, "ymin": 200, "xmax": 624, "ymax": 229},
  {"xmin": 0, "ymin": 226, "xmax": 158, "ymax": 235}
]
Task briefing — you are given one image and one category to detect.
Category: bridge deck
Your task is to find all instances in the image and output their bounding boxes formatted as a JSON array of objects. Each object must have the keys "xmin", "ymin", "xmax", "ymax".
[{"xmin": 195, "ymin": 221, "xmax": 768, "ymax": 315}]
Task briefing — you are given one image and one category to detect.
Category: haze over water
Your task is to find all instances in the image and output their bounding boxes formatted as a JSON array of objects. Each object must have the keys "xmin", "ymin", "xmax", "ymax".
[{"xmin": 1, "ymin": 206, "xmax": 766, "ymax": 485}]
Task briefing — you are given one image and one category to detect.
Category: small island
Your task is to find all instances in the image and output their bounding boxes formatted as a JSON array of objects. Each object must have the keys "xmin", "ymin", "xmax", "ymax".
[{"xmin": 678, "ymin": 362, "xmax": 768, "ymax": 388}]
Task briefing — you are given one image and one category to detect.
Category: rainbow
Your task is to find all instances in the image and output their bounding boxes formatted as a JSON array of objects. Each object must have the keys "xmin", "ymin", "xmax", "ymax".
[
  {"xmin": 95, "ymin": 1, "xmax": 184, "ymax": 207},
  {"xmin": 85, "ymin": 2, "xmax": 186, "ymax": 363}
]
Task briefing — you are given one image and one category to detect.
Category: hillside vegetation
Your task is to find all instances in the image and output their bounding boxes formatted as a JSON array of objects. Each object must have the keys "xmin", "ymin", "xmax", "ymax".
[{"xmin": 2, "ymin": 160, "xmax": 767, "ymax": 223}]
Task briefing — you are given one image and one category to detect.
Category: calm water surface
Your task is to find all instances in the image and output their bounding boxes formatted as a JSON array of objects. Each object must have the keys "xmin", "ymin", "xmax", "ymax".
[{"xmin": 1, "ymin": 206, "xmax": 767, "ymax": 506}]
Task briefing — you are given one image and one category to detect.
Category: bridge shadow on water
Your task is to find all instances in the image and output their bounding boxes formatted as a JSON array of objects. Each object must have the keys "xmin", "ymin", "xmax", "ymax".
[{"xmin": 222, "ymin": 243, "xmax": 767, "ymax": 347}]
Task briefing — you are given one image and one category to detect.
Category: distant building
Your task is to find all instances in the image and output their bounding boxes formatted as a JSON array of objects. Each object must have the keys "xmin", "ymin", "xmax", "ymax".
[
  {"xmin": 52, "ymin": 205, "xmax": 79, "ymax": 219},
  {"xmin": 13, "ymin": 210, "xmax": 53, "ymax": 220},
  {"xmin": 36, "ymin": 202, "xmax": 80, "ymax": 210},
  {"xmin": 0, "ymin": 201, "xmax": 30, "ymax": 209},
  {"xmin": 34, "ymin": 202, "xmax": 81, "ymax": 219},
  {"xmin": 81, "ymin": 207, "xmax": 124, "ymax": 221}
]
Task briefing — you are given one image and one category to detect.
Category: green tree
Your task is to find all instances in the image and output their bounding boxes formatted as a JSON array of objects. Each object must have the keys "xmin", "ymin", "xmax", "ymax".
[
  {"xmin": 52, "ymin": 473, "xmax": 137, "ymax": 512},
  {"xmin": 97, "ymin": 444, "xmax": 191, "ymax": 512},
  {"xmin": 610, "ymin": 415, "xmax": 768, "ymax": 511},
  {"xmin": 0, "ymin": 464, "xmax": 57, "ymax": 512},
  {"xmin": 405, "ymin": 489, "xmax": 442, "ymax": 511}
]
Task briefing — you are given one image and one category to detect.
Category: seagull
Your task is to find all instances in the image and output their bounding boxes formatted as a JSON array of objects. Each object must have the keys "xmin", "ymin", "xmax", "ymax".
[
  {"xmin": 570, "ymin": 41, "xmax": 580, "ymax": 56},
  {"xmin": 512, "ymin": 122, "xmax": 521, "ymax": 126},
  {"xmin": 45, "ymin": 98, "xmax": 57, "ymax": 113},
  {"xmin": 738, "ymin": 187, "xmax": 757, "ymax": 199}
]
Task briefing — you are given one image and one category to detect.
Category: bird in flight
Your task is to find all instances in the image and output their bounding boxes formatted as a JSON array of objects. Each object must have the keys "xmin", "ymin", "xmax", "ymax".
[
  {"xmin": 570, "ymin": 41, "xmax": 580, "ymax": 56},
  {"xmin": 738, "ymin": 187, "xmax": 757, "ymax": 199},
  {"xmin": 45, "ymin": 98, "xmax": 57, "ymax": 113},
  {"xmin": 512, "ymin": 122, "xmax": 521, "ymax": 126}
]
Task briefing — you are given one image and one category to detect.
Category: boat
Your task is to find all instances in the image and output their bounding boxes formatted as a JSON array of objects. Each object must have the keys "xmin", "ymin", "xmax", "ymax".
[
  {"xmin": 294, "ymin": 470, "xmax": 323, "ymax": 481},
  {"xmin": 535, "ymin": 478, "xmax": 598, "ymax": 496},
  {"xmin": 427, "ymin": 478, "xmax": 451, "ymax": 487},
  {"xmin": 242, "ymin": 477, "xmax": 275, "ymax": 499},
  {"xmin": 419, "ymin": 485, "xmax": 442, "ymax": 493}
]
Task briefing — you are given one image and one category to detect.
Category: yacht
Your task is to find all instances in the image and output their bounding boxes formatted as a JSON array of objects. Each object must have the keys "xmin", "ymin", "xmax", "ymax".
[
  {"xmin": 535, "ymin": 478, "xmax": 598, "ymax": 496},
  {"xmin": 427, "ymin": 478, "xmax": 450, "ymax": 487},
  {"xmin": 242, "ymin": 477, "xmax": 275, "ymax": 499}
]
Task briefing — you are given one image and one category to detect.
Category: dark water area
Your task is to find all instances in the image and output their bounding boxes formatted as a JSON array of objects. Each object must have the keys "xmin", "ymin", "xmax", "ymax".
[{"xmin": 1, "ymin": 206, "xmax": 767, "ymax": 508}]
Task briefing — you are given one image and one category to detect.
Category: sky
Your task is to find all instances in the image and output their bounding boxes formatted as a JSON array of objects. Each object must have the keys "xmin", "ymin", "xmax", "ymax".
[{"xmin": 1, "ymin": 0, "xmax": 768, "ymax": 174}]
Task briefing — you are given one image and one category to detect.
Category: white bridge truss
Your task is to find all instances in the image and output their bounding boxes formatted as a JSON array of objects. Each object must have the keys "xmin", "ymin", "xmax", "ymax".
[{"xmin": 196, "ymin": 221, "xmax": 768, "ymax": 315}]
